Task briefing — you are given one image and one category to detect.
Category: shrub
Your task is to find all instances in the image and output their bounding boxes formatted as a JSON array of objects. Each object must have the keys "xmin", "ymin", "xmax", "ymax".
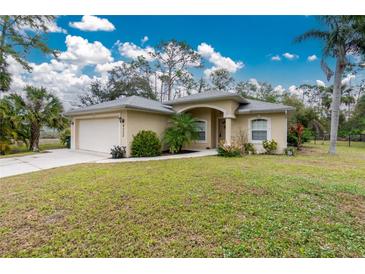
[
  {"xmin": 233, "ymin": 130, "xmax": 250, "ymax": 155},
  {"xmin": 289, "ymin": 123, "xmax": 305, "ymax": 150},
  {"xmin": 302, "ymin": 128, "xmax": 313, "ymax": 143},
  {"xmin": 163, "ymin": 113, "xmax": 199, "ymax": 154},
  {"xmin": 287, "ymin": 131, "xmax": 298, "ymax": 146},
  {"xmin": 131, "ymin": 130, "xmax": 161, "ymax": 157},
  {"xmin": 60, "ymin": 128, "xmax": 71, "ymax": 148},
  {"xmin": 110, "ymin": 145, "xmax": 126, "ymax": 159},
  {"xmin": 243, "ymin": 143, "xmax": 256, "ymax": 154},
  {"xmin": 217, "ymin": 141, "xmax": 242, "ymax": 157},
  {"xmin": 284, "ymin": 147, "xmax": 296, "ymax": 156},
  {"xmin": 288, "ymin": 124, "xmax": 313, "ymax": 148},
  {"xmin": 262, "ymin": 139, "xmax": 278, "ymax": 154},
  {"xmin": 0, "ymin": 142, "xmax": 11, "ymax": 155}
]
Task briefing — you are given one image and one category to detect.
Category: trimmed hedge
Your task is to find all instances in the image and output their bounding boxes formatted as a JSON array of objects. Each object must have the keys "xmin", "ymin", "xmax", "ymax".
[{"xmin": 131, "ymin": 130, "xmax": 162, "ymax": 157}]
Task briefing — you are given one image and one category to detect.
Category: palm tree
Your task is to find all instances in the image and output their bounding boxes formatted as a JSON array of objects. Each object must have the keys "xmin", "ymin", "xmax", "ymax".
[
  {"xmin": 163, "ymin": 113, "xmax": 199, "ymax": 154},
  {"xmin": 295, "ymin": 16, "xmax": 365, "ymax": 154},
  {"xmin": 0, "ymin": 99, "xmax": 17, "ymax": 154},
  {"xmin": 6, "ymin": 86, "xmax": 65, "ymax": 151},
  {"xmin": 0, "ymin": 96, "xmax": 30, "ymax": 153}
]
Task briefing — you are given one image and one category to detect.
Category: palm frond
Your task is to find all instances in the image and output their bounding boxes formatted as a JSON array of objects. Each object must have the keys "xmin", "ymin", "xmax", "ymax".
[{"xmin": 294, "ymin": 29, "xmax": 329, "ymax": 44}]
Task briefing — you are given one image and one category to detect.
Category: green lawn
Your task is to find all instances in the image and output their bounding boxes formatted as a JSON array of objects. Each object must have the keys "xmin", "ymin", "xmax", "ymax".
[
  {"xmin": 0, "ymin": 143, "xmax": 364, "ymax": 257},
  {"xmin": 0, "ymin": 139, "xmax": 66, "ymax": 158}
]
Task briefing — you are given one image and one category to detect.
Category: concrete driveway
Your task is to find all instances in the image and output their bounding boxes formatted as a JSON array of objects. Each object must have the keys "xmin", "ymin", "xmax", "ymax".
[{"xmin": 0, "ymin": 149, "xmax": 109, "ymax": 178}]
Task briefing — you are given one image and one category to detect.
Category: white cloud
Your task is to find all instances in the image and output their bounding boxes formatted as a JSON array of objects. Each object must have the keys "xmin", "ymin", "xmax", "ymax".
[
  {"xmin": 44, "ymin": 21, "xmax": 67, "ymax": 34},
  {"xmin": 282, "ymin": 52, "xmax": 299, "ymax": 60},
  {"xmin": 8, "ymin": 58, "xmax": 96, "ymax": 110},
  {"xmin": 7, "ymin": 35, "xmax": 116, "ymax": 110},
  {"xmin": 271, "ymin": 55, "xmax": 281, "ymax": 61},
  {"xmin": 307, "ymin": 55, "xmax": 317, "ymax": 62},
  {"xmin": 6, "ymin": 55, "xmax": 25, "ymax": 75},
  {"xmin": 118, "ymin": 41, "xmax": 155, "ymax": 61},
  {"xmin": 69, "ymin": 15, "xmax": 115, "ymax": 32},
  {"xmin": 59, "ymin": 35, "xmax": 113, "ymax": 67},
  {"xmin": 342, "ymin": 74, "xmax": 356, "ymax": 86},
  {"xmin": 288, "ymin": 85, "xmax": 298, "ymax": 96},
  {"xmin": 22, "ymin": 19, "xmax": 67, "ymax": 34},
  {"xmin": 288, "ymin": 85, "xmax": 303, "ymax": 97},
  {"xmin": 316, "ymin": 80, "xmax": 326, "ymax": 87},
  {"xmin": 237, "ymin": 78, "xmax": 262, "ymax": 97},
  {"xmin": 248, "ymin": 78, "xmax": 261, "ymax": 89},
  {"xmin": 274, "ymin": 85, "xmax": 285, "ymax": 95},
  {"xmin": 6, "ymin": 56, "xmax": 27, "ymax": 91},
  {"xmin": 346, "ymin": 52, "xmax": 363, "ymax": 64},
  {"xmin": 141, "ymin": 36, "xmax": 149, "ymax": 45},
  {"xmin": 197, "ymin": 42, "xmax": 243, "ymax": 76},
  {"xmin": 288, "ymin": 85, "xmax": 297, "ymax": 92},
  {"xmin": 95, "ymin": 61, "xmax": 125, "ymax": 75}
]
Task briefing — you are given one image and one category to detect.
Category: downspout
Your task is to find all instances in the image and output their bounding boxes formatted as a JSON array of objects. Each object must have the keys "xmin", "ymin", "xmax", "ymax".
[{"xmin": 285, "ymin": 110, "xmax": 288, "ymax": 149}]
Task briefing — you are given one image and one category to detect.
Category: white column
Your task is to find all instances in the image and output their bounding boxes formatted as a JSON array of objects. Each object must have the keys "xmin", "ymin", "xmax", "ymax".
[{"xmin": 225, "ymin": 118, "xmax": 232, "ymax": 145}]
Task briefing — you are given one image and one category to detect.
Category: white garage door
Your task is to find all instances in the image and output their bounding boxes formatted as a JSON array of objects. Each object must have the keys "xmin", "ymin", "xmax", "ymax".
[{"xmin": 78, "ymin": 118, "xmax": 119, "ymax": 153}]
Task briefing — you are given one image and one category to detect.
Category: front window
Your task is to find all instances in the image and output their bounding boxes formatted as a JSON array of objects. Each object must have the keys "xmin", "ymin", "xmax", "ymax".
[
  {"xmin": 195, "ymin": 120, "xmax": 207, "ymax": 142},
  {"xmin": 251, "ymin": 119, "xmax": 268, "ymax": 141}
]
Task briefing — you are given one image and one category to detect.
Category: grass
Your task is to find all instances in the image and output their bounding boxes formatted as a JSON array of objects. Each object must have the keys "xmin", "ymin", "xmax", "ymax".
[
  {"xmin": 0, "ymin": 143, "xmax": 364, "ymax": 257},
  {"xmin": 310, "ymin": 140, "xmax": 365, "ymax": 149},
  {"xmin": 0, "ymin": 139, "xmax": 66, "ymax": 158}
]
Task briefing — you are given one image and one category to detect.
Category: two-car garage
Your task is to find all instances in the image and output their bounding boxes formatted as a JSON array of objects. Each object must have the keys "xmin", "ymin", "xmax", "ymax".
[{"xmin": 77, "ymin": 118, "xmax": 120, "ymax": 153}]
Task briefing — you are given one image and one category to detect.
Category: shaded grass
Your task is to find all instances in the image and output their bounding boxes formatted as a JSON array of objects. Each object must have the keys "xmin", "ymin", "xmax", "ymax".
[
  {"xmin": 0, "ymin": 140, "xmax": 65, "ymax": 158},
  {"xmin": 0, "ymin": 143, "xmax": 364, "ymax": 257},
  {"xmin": 310, "ymin": 140, "xmax": 365, "ymax": 149}
]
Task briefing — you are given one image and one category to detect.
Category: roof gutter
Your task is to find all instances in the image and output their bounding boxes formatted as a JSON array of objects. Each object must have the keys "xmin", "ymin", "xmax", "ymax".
[
  {"xmin": 237, "ymin": 108, "xmax": 295, "ymax": 115},
  {"xmin": 64, "ymin": 105, "xmax": 124, "ymax": 117},
  {"xmin": 165, "ymin": 95, "xmax": 248, "ymax": 105},
  {"xmin": 123, "ymin": 104, "xmax": 175, "ymax": 115},
  {"xmin": 64, "ymin": 105, "xmax": 174, "ymax": 117}
]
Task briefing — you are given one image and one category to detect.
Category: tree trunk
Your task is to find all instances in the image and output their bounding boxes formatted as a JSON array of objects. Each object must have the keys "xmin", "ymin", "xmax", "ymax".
[
  {"xmin": 160, "ymin": 80, "xmax": 164, "ymax": 102},
  {"xmin": 29, "ymin": 123, "xmax": 40, "ymax": 152},
  {"xmin": 0, "ymin": 17, "xmax": 9, "ymax": 92},
  {"xmin": 167, "ymin": 81, "xmax": 172, "ymax": 101},
  {"xmin": 154, "ymin": 72, "xmax": 157, "ymax": 99},
  {"xmin": 167, "ymin": 69, "xmax": 173, "ymax": 101},
  {"xmin": 329, "ymin": 55, "xmax": 346, "ymax": 155}
]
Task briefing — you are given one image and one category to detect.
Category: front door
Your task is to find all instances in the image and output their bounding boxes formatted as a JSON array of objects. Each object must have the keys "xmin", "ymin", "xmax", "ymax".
[{"xmin": 218, "ymin": 118, "xmax": 226, "ymax": 143}]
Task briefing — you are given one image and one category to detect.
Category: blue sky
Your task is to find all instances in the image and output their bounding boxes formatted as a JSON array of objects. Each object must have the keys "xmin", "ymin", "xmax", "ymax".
[
  {"xmin": 13, "ymin": 15, "xmax": 344, "ymax": 108},
  {"xmin": 38, "ymin": 16, "xmax": 326, "ymax": 87}
]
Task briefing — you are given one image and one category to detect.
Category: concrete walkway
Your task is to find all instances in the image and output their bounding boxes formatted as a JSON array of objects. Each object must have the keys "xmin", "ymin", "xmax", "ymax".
[
  {"xmin": 96, "ymin": 149, "xmax": 218, "ymax": 163},
  {"xmin": 0, "ymin": 149, "xmax": 218, "ymax": 178}
]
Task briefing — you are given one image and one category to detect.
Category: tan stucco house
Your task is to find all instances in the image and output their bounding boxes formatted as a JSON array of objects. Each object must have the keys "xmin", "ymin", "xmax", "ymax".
[{"xmin": 65, "ymin": 90, "xmax": 294, "ymax": 156}]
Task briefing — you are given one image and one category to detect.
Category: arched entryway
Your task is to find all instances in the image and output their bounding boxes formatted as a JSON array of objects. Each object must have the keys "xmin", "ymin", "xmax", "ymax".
[{"xmin": 177, "ymin": 106, "xmax": 232, "ymax": 149}]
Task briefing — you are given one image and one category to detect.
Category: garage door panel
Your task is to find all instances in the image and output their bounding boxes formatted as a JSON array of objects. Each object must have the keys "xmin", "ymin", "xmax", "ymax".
[{"xmin": 78, "ymin": 118, "xmax": 119, "ymax": 153}]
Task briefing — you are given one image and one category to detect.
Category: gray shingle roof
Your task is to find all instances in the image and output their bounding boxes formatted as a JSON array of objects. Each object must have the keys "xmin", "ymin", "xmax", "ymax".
[
  {"xmin": 64, "ymin": 95, "xmax": 175, "ymax": 116},
  {"xmin": 164, "ymin": 90, "xmax": 248, "ymax": 105},
  {"xmin": 237, "ymin": 99, "xmax": 295, "ymax": 114},
  {"xmin": 65, "ymin": 92, "xmax": 294, "ymax": 117}
]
